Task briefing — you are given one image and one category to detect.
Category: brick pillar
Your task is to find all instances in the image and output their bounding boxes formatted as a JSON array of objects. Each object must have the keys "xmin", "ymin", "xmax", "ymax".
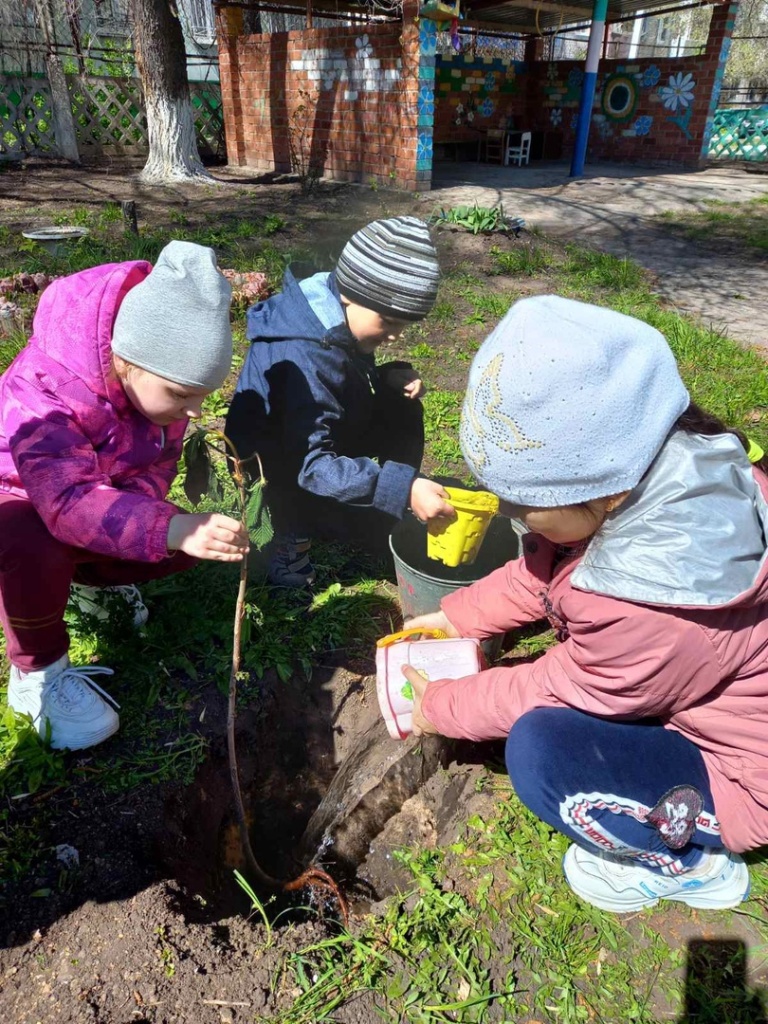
[
  {"xmin": 524, "ymin": 34, "xmax": 544, "ymax": 63},
  {"xmin": 216, "ymin": 7, "xmax": 246, "ymax": 166},
  {"xmin": 414, "ymin": 9, "xmax": 438, "ymax": 191},
  {"xmin": 523, "ymin": 34, "xmax": 545, "ymax": 133},
  {"xmin": 697, "ymin": 1, "xmax": 739, "ymax": 162},
  {"xmin": 397, "ymin": 0, "xmax": 424, "ymax": 191}
]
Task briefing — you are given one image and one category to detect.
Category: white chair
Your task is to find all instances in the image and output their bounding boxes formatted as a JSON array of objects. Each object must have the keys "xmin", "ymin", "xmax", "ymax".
[{"xmin": 505, "ymin": 131, "xmax": 531, "ymax": 167}]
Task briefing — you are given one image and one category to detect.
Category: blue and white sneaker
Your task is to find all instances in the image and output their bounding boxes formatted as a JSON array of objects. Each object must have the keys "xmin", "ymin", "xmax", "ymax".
[
  {"xmin": 563, "ymin": 843, "xmax": 750, "ymax": 913},
  {"xmin": 70, "ymin": 583, "xmax": 149, "ymax": 627}
]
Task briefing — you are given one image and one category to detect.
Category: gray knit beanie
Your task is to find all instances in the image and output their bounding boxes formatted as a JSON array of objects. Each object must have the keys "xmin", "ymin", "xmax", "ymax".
[
  {"xmin": 460, "ymin": 295, "xmax": 690, "ymax": 507},
  {"xmin": 335, "ymin": 216, "xmax": 440, "ymax": 321},
  {"xmin": 112, "ymin": 240, "xmax": 233, "ymax": 389}
]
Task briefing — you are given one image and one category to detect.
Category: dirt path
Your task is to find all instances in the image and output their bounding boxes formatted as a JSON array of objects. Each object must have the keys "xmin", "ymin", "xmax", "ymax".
[{"xmin": 426, "ymin": 161, "xmax": 768, "ymax": 353}]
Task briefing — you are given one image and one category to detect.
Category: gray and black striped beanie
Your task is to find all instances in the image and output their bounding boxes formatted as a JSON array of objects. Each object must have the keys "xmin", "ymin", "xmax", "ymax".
[{"xmin": 335, "ymin": 216, "xmax": 439, "ymax": 322}]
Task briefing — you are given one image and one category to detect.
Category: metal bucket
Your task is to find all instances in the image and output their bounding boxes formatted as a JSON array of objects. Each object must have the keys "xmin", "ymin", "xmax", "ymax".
[{"xmin": 389, "ymin": 515, "xmax": 520, "ymax": 656}]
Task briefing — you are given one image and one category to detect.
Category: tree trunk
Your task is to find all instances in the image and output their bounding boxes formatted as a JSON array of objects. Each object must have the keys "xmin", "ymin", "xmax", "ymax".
[
  {"xmin": 31, "ymin": 0, "xmax": 80, "ymax": 163},
  {"xmin": 128, "ymin": 0, "xmax": 213, "ymax": 184}
]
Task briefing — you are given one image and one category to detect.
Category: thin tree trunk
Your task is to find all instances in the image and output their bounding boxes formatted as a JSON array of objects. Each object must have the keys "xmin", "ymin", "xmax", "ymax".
[
  {"xmin": 128, "ymin": 0, "xmax": 213, "ymax": 184},
  {"xmin": 31, "ymin": 0, "xmax": 80, "ymax": 163}
]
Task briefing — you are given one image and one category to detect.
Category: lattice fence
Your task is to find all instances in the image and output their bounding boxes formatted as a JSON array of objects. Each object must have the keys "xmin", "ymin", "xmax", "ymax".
[
  {"xmin": 708, "ymin": 105, "xmax": 768, "ymax": 162},
  {"xmin": 69, "ymin": 76, "xmax": 146, "ymax": 155},
  {"xmin": 0, "ymin": 77, "xmax": 57, "ymax": 157},
  {"xmin": 0, "ymin": 74, "xmax": 225, "ymax": 160}
]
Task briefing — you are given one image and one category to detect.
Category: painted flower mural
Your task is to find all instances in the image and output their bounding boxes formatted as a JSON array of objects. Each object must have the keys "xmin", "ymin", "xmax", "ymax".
[
  {"xmin": 485, "ymin": 71, "xmax": 496, "ymax": 91},
  {"xmin": 634, "ymin": 115, "xmax": 653, "ymax": 136},
  {"xmin": 419, "ymin": 20, "xmax": 438, "ymax": 57},
  {"xmin": 641, "ymin": 64, "xmax": 661, "ymax": 88},
  {"xmin": 550, "ymin": 107, "xmax": 562, "ymax": 126},
  {"xmin": 659, "ymin": 72, "xmax": 695, "ymax": 112},
  {"xmin": 417, "ymin": 133, "xmax": 433, "ymax": 162},
  {"xmin": 480, "ymin": 97, "xmax": 495, "ymax": 117},
  {"xmin": 418, "ymin": 84, "xmax": 435, "ymax": 117},
  {"xmin": 594, "ymin": 117, "xmax": 614, "ymax": 140},
  {"xmin": 355, "ymin": 34, "xmax": 373, "ymax": 60},
  {"xmin": 568, "ymin": 67, "xmax": 584, "ymax": 90}
]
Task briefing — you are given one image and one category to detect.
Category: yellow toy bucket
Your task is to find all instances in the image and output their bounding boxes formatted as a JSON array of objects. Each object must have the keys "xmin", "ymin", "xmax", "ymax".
[{"xmin": 427, "ymin": 486, "xmax": 500, "ymax": 567}]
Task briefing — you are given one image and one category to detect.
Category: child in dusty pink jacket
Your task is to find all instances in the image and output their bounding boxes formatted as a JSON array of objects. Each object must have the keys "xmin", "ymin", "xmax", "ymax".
[
  {"xmin": 404, "ymin": 295, "xmax": 768, "ymax": 914},
  {"xmin": 0, "ymin": 241, "xmax": 248, "ymax": 752}
]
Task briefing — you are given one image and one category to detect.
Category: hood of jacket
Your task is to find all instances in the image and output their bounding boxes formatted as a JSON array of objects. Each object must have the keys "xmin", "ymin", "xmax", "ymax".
[
  {"xmin": 246, "ymin": 266, "xmax": 354, "ymax": 348},
  {"xmin": 571, "ymin": 430, "xmax": 768, "ymax": 608},
  {"xmin": 27, "ymin": 260, "xmax": 152, "ymax": 405}
]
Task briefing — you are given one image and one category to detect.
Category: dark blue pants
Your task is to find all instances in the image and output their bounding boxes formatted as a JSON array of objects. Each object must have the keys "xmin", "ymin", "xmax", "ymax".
[{"xmin": 506, "ymin": 708, "xmax": 723, "ymax": 876}]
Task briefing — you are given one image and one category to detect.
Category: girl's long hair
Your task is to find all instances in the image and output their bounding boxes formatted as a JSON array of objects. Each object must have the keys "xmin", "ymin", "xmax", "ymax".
[{"xmin": 676, "ymin": 401, "xmax": 768, "ymax": 474}]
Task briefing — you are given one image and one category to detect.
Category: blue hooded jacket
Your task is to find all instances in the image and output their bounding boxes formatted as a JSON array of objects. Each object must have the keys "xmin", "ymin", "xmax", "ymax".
[{"xmin": 226, "ymin": 267, "xmax": 418, "ymax": 518}]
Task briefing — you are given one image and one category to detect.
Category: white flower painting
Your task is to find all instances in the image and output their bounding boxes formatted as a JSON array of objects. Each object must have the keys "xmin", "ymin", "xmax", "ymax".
[
  {"xmin": 659, "ymin": 72, "xmax": 695, "ymax": 112},
  {"xmin": 355, "ymin": 34, "xmax": 373, "ymax": 60}
]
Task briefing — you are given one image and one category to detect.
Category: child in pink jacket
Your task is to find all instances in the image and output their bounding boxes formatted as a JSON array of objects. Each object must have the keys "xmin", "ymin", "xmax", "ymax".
[
  {"xmin": 0, "ymin": 241, "xmax": 248, "ymax": 752},
  {"xmin": 404, "ymin": 295, "xmax": 768, "ymax": 914}
]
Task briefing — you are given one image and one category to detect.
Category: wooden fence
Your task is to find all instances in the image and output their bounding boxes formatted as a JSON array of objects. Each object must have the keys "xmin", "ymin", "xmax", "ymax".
[{"xmin": 0, "ymin": 74, "xmax": 225, "ymax": 161}]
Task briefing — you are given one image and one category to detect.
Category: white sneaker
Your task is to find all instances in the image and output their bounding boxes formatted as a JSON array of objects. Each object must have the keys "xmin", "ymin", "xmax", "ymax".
[
  {"xmin": 70, "ymin": 583, "xmax": 149, "ymax": 627},
  {"xmin": 7, "ymin": 655, "xmax": 120, "ymax": 751},
  {"xmin": 563, "ymin": 843, "xmax": 750, "ymax": 913}
]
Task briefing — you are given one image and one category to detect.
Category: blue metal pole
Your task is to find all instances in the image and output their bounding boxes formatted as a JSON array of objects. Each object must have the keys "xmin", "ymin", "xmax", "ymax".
[{"xmin": 569, "ymin": 0, "xmax": 609, "ymax": 177}]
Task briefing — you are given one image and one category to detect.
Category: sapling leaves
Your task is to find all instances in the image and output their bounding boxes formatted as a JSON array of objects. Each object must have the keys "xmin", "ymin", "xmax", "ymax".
[
  {"xmin": 182, "ymin": 429, "xmax": 211, "ymax": 506},
  {"xmin": 245, "ymin": 479, "xmax": 274, "ymax": 550}
]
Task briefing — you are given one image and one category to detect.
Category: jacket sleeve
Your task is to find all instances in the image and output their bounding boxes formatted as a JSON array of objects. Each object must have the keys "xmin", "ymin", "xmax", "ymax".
[
  {"xmin": 9, "ymin": 379, "xmax": 178, "ymax": 563},
  {"xmin": 422, "ymin": 601, "xmax": 721, "ymax": 741},
  {"xmin": 287, "ymin": 352, "xmax": 416, "ymax": 518},
  {"xmin": 440, "ymin": 538, "xmax": 555, "ymax": 637}
]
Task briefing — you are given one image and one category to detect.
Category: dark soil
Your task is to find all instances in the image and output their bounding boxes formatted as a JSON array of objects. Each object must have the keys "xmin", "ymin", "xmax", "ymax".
[{"xmin": 0, "ymin": 653, "xmax": 496, "ymax": 1024}]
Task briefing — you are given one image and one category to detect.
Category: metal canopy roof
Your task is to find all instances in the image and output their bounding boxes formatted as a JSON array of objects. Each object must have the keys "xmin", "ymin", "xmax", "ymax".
[{"xmin": 458, "ymin": 0, "xmax": 726, "ymax": 33}]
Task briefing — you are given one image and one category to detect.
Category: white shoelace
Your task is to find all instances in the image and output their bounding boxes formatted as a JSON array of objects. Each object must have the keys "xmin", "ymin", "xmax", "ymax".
[
  {"xmin": 106, "ymin": 584, "xmax": 148, "ymax": 614},
  {"xmin": 43, "ymin": 665, "xmax": 119, "ymax": 712}
]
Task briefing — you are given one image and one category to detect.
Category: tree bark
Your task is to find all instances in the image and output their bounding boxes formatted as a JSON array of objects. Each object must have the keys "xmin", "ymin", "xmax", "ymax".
[
  {"xmin": 127, "ymin": 0, "xmax": 213, "ymax": 183},
  {"xmin": 31, "ymin": 0, "xmax": 81, "ymax": 163}
]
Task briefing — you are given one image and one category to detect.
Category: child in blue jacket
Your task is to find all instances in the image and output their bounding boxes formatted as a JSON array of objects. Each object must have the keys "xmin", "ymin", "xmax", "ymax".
[{"xmin": 226, "ymin": 216, "xmax": 453, "ymax": 587}]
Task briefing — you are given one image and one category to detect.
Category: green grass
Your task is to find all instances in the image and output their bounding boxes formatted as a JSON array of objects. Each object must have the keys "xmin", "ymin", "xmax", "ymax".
[
  {"xmin": 658, "ymin": 194, "xmax": 768, "ymax": 253},
  {"xmin": 2, "ymin": 208, "xmax": 768, "ymax": 1020},
  {"xmin": 265, "ymin": 788, "xmax": 681, "ymax": 1022}
]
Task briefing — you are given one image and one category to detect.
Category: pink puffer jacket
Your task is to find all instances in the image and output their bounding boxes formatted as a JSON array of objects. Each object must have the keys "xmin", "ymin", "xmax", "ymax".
[
  {"xmin": 0, "ymin": 261, "xmax": 187, "ymax": 562},
  {"xmin": 424, "ymin": 435, "xmax": 768, "ymax": 854}
]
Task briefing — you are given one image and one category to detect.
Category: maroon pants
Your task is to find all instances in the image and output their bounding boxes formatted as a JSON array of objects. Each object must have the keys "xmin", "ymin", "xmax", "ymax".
[{"xmin": 0, "ymin": 494, "xmax": 196, "ymax": 671}]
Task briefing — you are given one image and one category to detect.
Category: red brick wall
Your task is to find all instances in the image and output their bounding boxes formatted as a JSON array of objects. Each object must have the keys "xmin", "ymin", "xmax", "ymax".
[
  {"xmin": 433, "ymin": 54, "xmax": 529, "ymax": 146},
  {"xmin": 433, "ymin": 4, "xmax": 736, "ymax": 168},
  {"xmin": 217, "ymin": 9, "xmax": 422, "ymax": 189}
]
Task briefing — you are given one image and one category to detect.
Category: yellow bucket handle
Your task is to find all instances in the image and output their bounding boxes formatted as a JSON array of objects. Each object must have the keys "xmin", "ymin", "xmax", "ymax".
[{"xmin": 376, "ymin": 627, "xmax": 448, "ymax": 648}]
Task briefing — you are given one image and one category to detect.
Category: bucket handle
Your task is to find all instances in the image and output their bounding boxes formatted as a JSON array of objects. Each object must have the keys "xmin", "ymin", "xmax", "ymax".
[{"xmin": 376, "ymin": 627, "xmax": 449, "ymax": 648}]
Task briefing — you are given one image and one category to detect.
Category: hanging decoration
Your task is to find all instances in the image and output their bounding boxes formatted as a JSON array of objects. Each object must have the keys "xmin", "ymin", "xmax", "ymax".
[
  {"xmin": 419, "ymin": 0, "xmax": 460, "ymax": 21},
  {"xmin": 419, "ymin": 0, "xmax": 462, "ymax": 53}
]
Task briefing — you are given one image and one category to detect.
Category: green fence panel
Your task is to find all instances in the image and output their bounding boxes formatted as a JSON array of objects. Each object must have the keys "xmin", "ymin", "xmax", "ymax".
[{"xmin": 708, "ymin": 105, "xmax": 768, "ymax": 162}]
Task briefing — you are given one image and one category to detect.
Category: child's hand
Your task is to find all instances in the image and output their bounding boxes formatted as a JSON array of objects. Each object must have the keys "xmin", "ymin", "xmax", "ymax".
[
  {"xmin": 410, "ymin": 478, "xmax": 455, "ymax": 522},
  {"xmin": 401, "ymin": 666, "xmax": 440, "ymax": 737},
  {"xmin": 383, "ymin": 366, "xmax": 425, "ymax": 399},
  {"xmin": 167, "ymin": 513, "xmax": 249, "ymax": 562},
  {"xmin": 404, "ymin": 610, "xmax": 460, "ymax": 638}
]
